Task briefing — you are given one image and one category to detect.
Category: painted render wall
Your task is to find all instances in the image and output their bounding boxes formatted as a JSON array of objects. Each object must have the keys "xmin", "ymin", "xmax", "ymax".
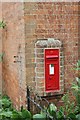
[
  {"xmin": 0, "ymin": 2, "xmax": 2, "ymax": 94},
  {"xmin": 2, "ymin": 2, "xmax": 26, "ymax": 109}
]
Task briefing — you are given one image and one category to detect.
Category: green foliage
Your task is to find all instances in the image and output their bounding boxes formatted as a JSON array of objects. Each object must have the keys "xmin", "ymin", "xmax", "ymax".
[
  {"xmin": 61, "ymin": 93, "xmax": 75, "ymax": 115},
  {"xmin": 48, "ymin": 103, "xmax": 57, "ymax": 113},
  {"xmin": 0, "ymin": 95, "xmax": 32, "ymax": 120},
  {"xmin": 0, "ymin": 95, "xmax": 80, "ymax": 120},
  {"xmin": 75, "ymin": 60, "xmax": 80, "ymax": 71},
  {"xmin": 0, "ymin": 96, "xmax": 12, "ymax": 110},
  {"xmin": 47, "ymin": 103, "xmax": 57, "ymax": 119},
  {"xmin": 0, "ymin": 21, "xmax": 6, "ymax": 29},
  {"xmin": 67, "ymin": 113, "xmax": 77, "ymax": 120},
  {"xmin": 11, "ymin": 109, "xmax": 32, "ymax": 120},
  {"xmin": 58, "ymin": 60, "xmax": 80, "ymax": 119},
  {"xmin": 56, "ymin": 106, "xmax": 65, "ymax": 120},
  {"xmin": 76, "ymin": 114, "xmax": 80, "ymax": 120},
  {"xmin": 0, "ymin": 53, "xmax": 4, "ymax": 62},
  {"xmin": 72, "ymin": 78, "xmax": 80, "ymax": 113},
  {"xmin": 71, "ymin": 60, "xmax": 80, "ymax": 114},
  {"xmin": 0, "ymin": 111, "xmax": 12, "ymax": 120},
  {"xmin": 33, "ymin": 114, "xmax": 46, "ymax": 120}
]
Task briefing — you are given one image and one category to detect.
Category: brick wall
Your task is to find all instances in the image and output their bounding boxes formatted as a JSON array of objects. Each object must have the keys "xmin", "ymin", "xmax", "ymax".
[
  {"xmin": 2, "ymin": 2, "xmax": 26, "ymax": 109},
  {"xmin": 24, "ymin": 2, "xmax": 79, "ymax": 105}
]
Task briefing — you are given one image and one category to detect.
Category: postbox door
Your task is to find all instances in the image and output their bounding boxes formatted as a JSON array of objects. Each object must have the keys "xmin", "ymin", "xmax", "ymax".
[{"xmin": 45, "ymin": 49, "xmax": 59, "ymax": 91}]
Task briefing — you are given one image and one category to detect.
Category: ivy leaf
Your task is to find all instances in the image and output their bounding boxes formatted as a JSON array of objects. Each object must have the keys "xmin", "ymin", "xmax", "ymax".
[{"xmin": 0, "ymin": 21, "xmax": 6, "ymax": 28}]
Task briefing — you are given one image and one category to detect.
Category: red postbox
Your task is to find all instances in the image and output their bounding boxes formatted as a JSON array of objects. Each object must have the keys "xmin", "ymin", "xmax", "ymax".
[{"xmin": 45, "ymin": 49, "xmax": 60, "ymax": 92}]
